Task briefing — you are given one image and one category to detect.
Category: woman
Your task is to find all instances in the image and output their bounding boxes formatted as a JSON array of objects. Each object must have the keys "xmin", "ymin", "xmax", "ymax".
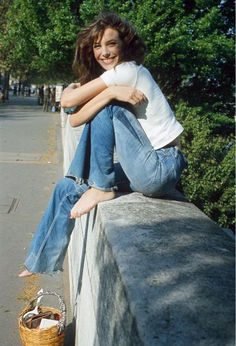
[{"xmin": 19, "ymin": 13, "xmax": 187, "ymax": 277}]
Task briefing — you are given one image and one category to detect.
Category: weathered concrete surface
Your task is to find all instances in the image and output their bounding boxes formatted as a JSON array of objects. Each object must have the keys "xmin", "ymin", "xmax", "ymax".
[
  {"xmin": 99, "ymin": 193, "xmax": 234, "ymax": 345},
  {"xmin": 62, "ymin": 112, "xmax": 235, "ymax": 346}
]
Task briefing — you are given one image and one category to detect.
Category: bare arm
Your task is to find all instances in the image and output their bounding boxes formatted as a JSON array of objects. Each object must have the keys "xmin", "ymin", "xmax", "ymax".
[
  {"xmin": 69, "ymin": 84, "xmax": 147, "ymax": 127},
  {"xmin": 61, "ymin": 78, "xmax": 107, "ymax": 108}
]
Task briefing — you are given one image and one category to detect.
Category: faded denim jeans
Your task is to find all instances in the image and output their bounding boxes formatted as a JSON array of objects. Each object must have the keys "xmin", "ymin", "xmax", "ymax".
[{"xmin": 24, "ymin": 105, "xmax": 188, "ymax": 274}]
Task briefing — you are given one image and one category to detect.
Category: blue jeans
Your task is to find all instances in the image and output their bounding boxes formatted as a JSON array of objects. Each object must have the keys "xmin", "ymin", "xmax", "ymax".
[{"xmin": 24, "ymin": 105, "xmax": 187, "ymax": 274}]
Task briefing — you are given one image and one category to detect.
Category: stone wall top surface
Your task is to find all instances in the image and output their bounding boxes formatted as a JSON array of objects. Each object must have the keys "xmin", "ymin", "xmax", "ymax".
[{"xmin": 97, "ymin": 191, "xmax": 235, "ymax": 345}]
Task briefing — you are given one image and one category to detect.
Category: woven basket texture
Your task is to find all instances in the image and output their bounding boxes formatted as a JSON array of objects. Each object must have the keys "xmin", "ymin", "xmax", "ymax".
[{"xmin": 18, "ymin": 305, "xmax": 65, "ymax": 346}]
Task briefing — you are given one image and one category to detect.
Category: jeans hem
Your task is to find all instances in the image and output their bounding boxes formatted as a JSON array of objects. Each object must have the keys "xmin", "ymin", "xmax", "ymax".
[
  {"xmin": 24, "ymin": 190, "xmax": 76, "ymax": 275},
  {"xmin": 88, "ymin": 181, "xmax": 118, "ymax": 192},
  {"xmin": 65, "ymin": 175, "xmax": 117, "ymax": 191},
  {"xmin": 24, "ymin": 263, "xmax": 63, "ymax": 276}
]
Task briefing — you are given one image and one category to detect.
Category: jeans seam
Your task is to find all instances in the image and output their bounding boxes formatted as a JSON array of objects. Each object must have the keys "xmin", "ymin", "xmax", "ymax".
[{"xmin": 152, "ymin": 159, "xmax": 161, "ymax": 187}]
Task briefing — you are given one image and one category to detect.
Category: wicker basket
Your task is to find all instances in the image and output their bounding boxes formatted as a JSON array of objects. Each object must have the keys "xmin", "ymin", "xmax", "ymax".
[{"xmin": 18, "ymin": 290, "xmax": 66, "ymax": 346}]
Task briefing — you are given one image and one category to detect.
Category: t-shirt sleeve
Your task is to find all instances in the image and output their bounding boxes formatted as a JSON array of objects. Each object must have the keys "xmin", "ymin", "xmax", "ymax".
[
  {"xmin": 100, "ymin": 68, "xmax": 116, "ymax": 86},
  {"xmin": 100, "ymin": 62, "xmax": 138, "ymax": 87}
]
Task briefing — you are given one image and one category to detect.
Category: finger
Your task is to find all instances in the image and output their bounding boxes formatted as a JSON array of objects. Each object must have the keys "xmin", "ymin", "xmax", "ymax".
[
  {"xmin": 135, "ymin": 89, "xmax": 147, "ymax": 100},
  {"xmin": 134, "ymin": 95, "xmax": 144, "ymax": 105},
  {"xmin": 138, "ymin": 96, "xmax": 147, "ymax": 105},
  {"xmin": 70, "ymin": 211, "xmax": 78, "ymax": 219},
  {"xmin": 70, "ymin": 206, "xmax": 82, "ymax": 218},
  {"xmin": 137, "ymin": 91, "xmax": 147, "ymax": 101},
  {"xmin": 129, "ymin": 97, "xmax": 139, "ymax": 105},
  {"xmin": 70, "ymin": 206, "xmax": 77, "ymax": 218},
  {"xmin": 70, "ymin": 210, "xmax": 75, "ymax": 218},
  {"xmin": 132, "ymin": 91, "xmax": 141, "ymax": 101},
  {"xmin": 128, "ymin": 91, "xmax": 146, "ymax": 105},
  {"xmin": 139, "ymin": 93, "xmax": 147, "ymax": 102}
]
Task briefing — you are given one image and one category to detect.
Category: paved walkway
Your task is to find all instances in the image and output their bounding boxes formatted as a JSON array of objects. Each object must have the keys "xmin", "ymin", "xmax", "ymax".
[{"xmin": 0, "ymin": 95, "xmax": 73, "ymax": 345}]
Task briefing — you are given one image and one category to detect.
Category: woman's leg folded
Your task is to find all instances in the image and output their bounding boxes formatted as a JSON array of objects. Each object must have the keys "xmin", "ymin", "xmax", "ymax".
[
  {"xmin": 23, "ymin": 178, "xmax": 88, "ymax": 274},
  {"xmin": 81, "ymin": 104, "xmax": 187, "ymax": 197}
]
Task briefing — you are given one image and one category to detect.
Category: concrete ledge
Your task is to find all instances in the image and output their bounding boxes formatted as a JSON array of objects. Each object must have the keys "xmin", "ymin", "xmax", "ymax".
[{"xmin": 61, "ymin": 112, "xmax": 235, "ymax": 346}]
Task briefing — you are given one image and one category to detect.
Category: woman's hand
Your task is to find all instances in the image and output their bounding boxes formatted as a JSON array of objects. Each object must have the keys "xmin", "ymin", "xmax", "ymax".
[
  {"xmin": 66, "ymin": 82, "xmax": 81, "ymax": 90},
  {"xmin": 60, "ymin": 77, "xmax": 107, "ymax": 108},
  {"xmin": 62, "ymin": 84, "xmax": 81, "ymax": 114},
  {"xmin": 109, "ymin": 86, "xmax": 147, "ymax": 106}
]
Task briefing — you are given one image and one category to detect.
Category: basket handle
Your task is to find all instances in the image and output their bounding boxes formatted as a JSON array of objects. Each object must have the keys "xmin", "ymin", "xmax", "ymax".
[{"xmin": 29, "ymin": 289, "xmax": 66, "ymax": 335}]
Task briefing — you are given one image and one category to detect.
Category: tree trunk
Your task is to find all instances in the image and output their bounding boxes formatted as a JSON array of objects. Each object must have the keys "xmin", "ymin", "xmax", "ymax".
[{"xmin": 3, "ymin": 70, "xmax": 10, "ymax": 101}]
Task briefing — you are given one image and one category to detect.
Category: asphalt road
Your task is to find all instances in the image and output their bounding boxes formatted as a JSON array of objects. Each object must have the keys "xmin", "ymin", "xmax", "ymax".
[{"xmin": 0, "ymin": 95, "xmax": 72, "ymax": 345}]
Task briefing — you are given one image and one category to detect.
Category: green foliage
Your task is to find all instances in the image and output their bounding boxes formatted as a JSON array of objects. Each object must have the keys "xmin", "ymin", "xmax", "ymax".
[
  {"xmin": 176, "ymin": 102, "xmax": 235, "ymax": 230},
  {"xmin": 131, "ymin": 0, "xmax": 234, "ymax": 116},
  {"xmin": 1, "ymin": 0, "xmax": 39, "ymax": 75},
  {"xmin": 1, "ymin": 0, "xmax": 77, "ymax": 82},
  {"xmin": 0, "ymin": 0, "xmax": 14, "ymax": 69},
  {"xmin": 32, "ymin": 0, "xmax": 78, "ymax": 80}
]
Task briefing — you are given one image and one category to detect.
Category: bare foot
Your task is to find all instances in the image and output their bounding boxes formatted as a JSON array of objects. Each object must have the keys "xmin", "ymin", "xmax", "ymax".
[
  {"xmin": 70, "ymin": 187, "xmax": 115, "ymax": 218},
  {"xmin": 18, "ymin": 269, "xmax": 33, "ymax": 278}
]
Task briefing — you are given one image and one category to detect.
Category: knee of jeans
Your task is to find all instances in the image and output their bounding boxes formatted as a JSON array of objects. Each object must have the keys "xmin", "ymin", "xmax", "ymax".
[
  {"xmin": 104, "ymin": 104, "xmax": 126, "ymax": 119},
  {"xmin": 93, "ymin": 106, "xmax": 112, "ymax": 122},
  {"xmin": 109, "ymin": 104, "xmax": 124, "ymax": 113},
  {"xmin": 93, "ymin": 105, "xmax": 126, "ymax": 122}
]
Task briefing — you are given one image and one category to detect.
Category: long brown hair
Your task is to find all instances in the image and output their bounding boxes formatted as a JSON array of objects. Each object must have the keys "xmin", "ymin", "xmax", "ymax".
[{"xmin": 73, "ymin": 13, "xmax": 146, "ymax": 85}]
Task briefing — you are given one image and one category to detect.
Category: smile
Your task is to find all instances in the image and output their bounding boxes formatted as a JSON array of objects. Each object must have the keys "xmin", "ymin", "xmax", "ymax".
[{"xmin": 101, "ymin": 57, "xmax": 116, "ymax": 63}]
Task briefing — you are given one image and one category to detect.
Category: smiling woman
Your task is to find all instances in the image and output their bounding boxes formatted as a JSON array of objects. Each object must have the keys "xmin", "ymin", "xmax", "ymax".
[
  {"xmin": 19, "ymin": 13, "xmax": 187, "ymax": 277},
  {"xmin": 72, "ymin": 13, "xmax": 146, "ymax": 85},
  {"xmin": 93, "ymin": 28, "xmax": 123, "ymax": 71}
]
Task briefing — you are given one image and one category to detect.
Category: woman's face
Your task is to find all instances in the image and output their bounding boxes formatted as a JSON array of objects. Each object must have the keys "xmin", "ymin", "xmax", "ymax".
[{"xmin": 93, "ymin": 27, "xmax": 123, "ymax": 70}]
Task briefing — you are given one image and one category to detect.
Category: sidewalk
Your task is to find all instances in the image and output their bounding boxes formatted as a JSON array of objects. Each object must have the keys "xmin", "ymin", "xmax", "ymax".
[{"xmin": 0, "ymin": 95, "xmax": 72, "ymax": 345}]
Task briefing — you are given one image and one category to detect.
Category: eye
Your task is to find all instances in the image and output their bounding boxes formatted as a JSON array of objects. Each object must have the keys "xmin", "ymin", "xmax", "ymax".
[
  {"xmin": 108, "ymin": 41, "xmax": 116, "ymax": 46},
  {"xmin": 93, "ymin": 44, "xmax": 101, "ymax": 49}
]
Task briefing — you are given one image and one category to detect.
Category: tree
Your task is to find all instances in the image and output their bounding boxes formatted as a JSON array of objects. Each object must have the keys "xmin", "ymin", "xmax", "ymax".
[
  {"xmin": 1, "ymin": 0, "xmax": 78, "ymax": 84},
  {"xmin": 0, "ymin": 0, "xmax": 13, "ymax": 99},
  {"xmin": 176, "ymin": 102, "xmax": 234, "ymax": 230},
  {"xmin": 30, "ymin": 0, "xmax": 78, "ymax": 82},
  {"xmin": 0, "ymin": 0, "xmax": 13, "ymax": 69},
  {"xmin": 133, "ymin": 0, "xmax": 234, "ymax": 116}
]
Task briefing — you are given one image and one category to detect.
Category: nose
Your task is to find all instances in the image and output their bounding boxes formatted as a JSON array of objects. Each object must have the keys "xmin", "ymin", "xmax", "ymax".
[{"xmin": 101, "ymin": 45, "xmax": 110, "ymax": 57}]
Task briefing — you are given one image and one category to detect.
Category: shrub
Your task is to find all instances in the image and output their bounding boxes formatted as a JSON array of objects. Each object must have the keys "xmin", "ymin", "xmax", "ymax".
[{"xmin": 176, "ymin": 102, "xmax": 234, "ymax": 230}]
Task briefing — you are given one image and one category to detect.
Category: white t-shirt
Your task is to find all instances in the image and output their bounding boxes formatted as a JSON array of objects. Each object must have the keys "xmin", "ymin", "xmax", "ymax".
[{"xmin": 100, "ymin": 61, "xmax": 183, "ymax": 150}]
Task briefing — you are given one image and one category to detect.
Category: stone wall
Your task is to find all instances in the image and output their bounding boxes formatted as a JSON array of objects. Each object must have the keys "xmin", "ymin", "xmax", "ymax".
[{"xmin": 61, "ymin": 111, "xmax": 235, "ymax": 346}]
